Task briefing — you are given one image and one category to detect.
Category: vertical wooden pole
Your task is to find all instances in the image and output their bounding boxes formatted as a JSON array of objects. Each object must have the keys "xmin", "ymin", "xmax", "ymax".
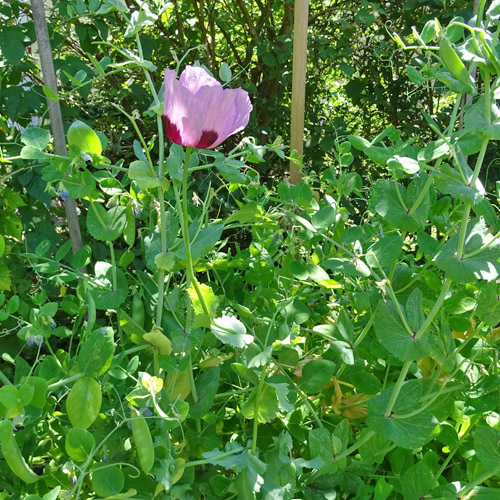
[
  {"xmin": 30, "ymin": 0, "xmax": 84, "ymax": 255},
  {"xmin": 289, "ymin": 0, "xmax": 309, "ymax": 185}
]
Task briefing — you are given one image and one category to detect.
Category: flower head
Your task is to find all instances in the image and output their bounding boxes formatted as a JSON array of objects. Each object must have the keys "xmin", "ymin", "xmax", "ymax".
[{"xmin": 163, "ymin": 65, "xmax": 252, "ymax": 149}]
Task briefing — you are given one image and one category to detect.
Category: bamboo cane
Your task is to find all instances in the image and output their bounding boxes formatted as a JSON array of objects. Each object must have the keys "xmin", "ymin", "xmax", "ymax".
[
  {"xmin": 30, "ymin": 0, "xmax": 84, "ymax": 256},
  {"xmin": 289, "ymin": 0, "xmax": 309, "ymax": 184}
]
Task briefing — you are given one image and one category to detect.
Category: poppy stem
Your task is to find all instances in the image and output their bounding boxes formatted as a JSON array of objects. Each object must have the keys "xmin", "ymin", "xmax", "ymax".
[{"xmin": 180, "ymin": 147, "xmax": 210, "ymax": 317}]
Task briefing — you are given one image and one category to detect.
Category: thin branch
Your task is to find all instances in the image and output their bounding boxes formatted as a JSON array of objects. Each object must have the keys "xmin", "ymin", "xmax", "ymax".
[{"xmin": 235, "ymin": 0, "xmax": 259, "ymax": 45}]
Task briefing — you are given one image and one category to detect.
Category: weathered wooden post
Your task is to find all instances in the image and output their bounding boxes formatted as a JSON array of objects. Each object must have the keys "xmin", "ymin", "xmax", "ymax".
[
  {"xmin": 30, "ymin": 0, "xmax": 84, "ymax": 255},
  {"xmin": 289, "ymin": 0, "xmax": 309, "ymax": 185}
]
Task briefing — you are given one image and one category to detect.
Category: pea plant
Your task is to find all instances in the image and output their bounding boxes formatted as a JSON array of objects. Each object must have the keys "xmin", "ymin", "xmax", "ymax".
[{"xmin": 1, "ymin": 2, "xmax": 500, "ymax": 500}]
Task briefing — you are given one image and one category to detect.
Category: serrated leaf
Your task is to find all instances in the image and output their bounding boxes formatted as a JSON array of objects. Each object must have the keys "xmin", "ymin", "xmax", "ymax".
[
  {"xmin": 128, "ymin": 160, "xmax": 170, "ymax": 190},
  {"xmin": 241, "ymin": 383, "xmax": 279, "ymax": 423},
  {"xmin": 372, "ymin": 176, "xmax": 430, "ymax": 232},
  {"xmin": 434, "ymin": 218, "xmax": 500, "ymax": 282},
  {"xmin": 367, "ymin": 380, "xmax": 438, "ymax": 449},
  {"xmin": 87, "ymin": 204, "xmax": 127, "ymax": 242},
  {"xmin": 433, "ymin": 163, "xmax": 485, "ymax": 205},
  {"xmin": 374, "ymin": 299, "xmax": 432, "ymax": 362},
  {"xmin": 21, "ymin": 127, "xmax": 51, "ymax": 149}
]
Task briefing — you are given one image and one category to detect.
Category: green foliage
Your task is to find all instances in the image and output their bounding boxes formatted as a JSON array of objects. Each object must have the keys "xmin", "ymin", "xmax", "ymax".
[{"xmin": 1, "ymin": 3, "xmax": 500, "ymax": 500}]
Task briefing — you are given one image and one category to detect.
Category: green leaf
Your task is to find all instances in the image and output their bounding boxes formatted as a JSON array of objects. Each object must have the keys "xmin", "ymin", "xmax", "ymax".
[
  {"xmin": 76, "ymin": 327, "xmax": 115, "ymax": 376},
  {"xmin": 216, "ymin": 160, "xmax": 248, "ymax": 184},
  {"xmin": 365, "ymin": 145, "xmax": 394, "ymax": 165},
  {"xmin": 311, "ymin": 206, "xmax": 337, "ymax": 229},
  {"xmin": 367, "ymin": 380, "xmax": 438, "ymax": 449},
  {"xmin": 323, "ymin": 257, "xmax": 371, "ymax": 278},
  {"xmin": 307, "ymin": 264, "xmax": 330, "ymax": 282},
  {"xmin": 91, "ymin": 465, "xmax": 124, "ymax": 497},
  {"xmin": 348, "ymin": 135, "xmax": 371, "ymax": 151},
  {"xmin": 177, "ymin": 223, "xmax": 224, "ymax": 261},
  {"xmin": 211, "ymin": 315, "xmax": 253, "ymax": 348},
  {"xmin": 71, "ymin": 244, "xmax": 92, "ymax": 270},
  {"xmin": 309, "ymin": 428, "xmax": 332, "ymax": 474},
  {"xmin": 219, "ymin": 62, "xmax": 232, "ymax": 82},
  {"xmin": 67, "ymin": 377, "xmax": 102, "ymax": 429},
  {"xmin": 65, "ymin": 427, "xmax": 96, "ymax": 462},
  {"xmin": 388, "ymin": 155, "xmax": 421, "ymax": 174},
  {"xmin": 128, "ymin": 160, "xmax": 170, "ymax": 190},
  {"xmin": 439, "ymin": 37, "xmax": 474, "ymax": 92},
  {"xmin": 88, "ymin": 261, "xmax": 128, "ymax": 310},
  {"xmin": 67, "ymin": 120, "xmax": 102, "ymax": 155},
  {"xmin": 298, "ymin": 359, "xmax": 335, "ymax": 394},
  {"xmin": 283, "ymin": 298, "xmax": 310, "ymax": 324},
  {"xmin": 374, "ymin": 478, "xmax": 393, "ymax": 500},
  {"xmin": 372, "ymin": 176, "xmax": 430, "ymax": 232},
  {"xmin": 42, "ymin": 85, "xmax": 60, "ymax": 102},
  {"xmin": 475, "ymin": 426, "xmax": 500, "ymax": 471},
  {"xmin": 21, "ymin": 128, "xmax": 51, "ymax": 149},
  {"xmin": 400, "ymin": 462, "xmax": 434, "ymax": 500},
  {"xmin": 241, "ymin": 383, "xmax": 279, "ymax": 423},
  {"xmin": 21, "ymin": 146, "xmax": 46, "ymax": 160},
  {"xmin": 24, "ymin": 377, "xmax": 48, "ymax": 408},
  {"xmin": 464, "ymin": 97, "xmax": 500, "ymax": 140},
  {"xmin": 103, "ymin": 0, "xmax": 129, "ymax": 13},
  {"xmin": 86, "ymin": 204, "xmax": 127, "ymax": 242},
  {"xmin": 226, "ymin": 202, "xmax": 263, "ymax": 224},
  {"xmin": 421, "ymin": 20, "xmax": 437, "ymax": 43},
  {"xmin": 435, "ymin": 218, "xmax": 500, "ymax": 282},
  {"xmin": 0, "ymin": 386, "xmax": 23, "ymax": 417},
  {"xmin": 366, "ymin": 233, "xmax": 403, "ymax": 268},
  {"xmin": 62, "ymin": 169, "xmax": 96, "ymax": 198},
  {"xmin": 433, "ymin": 163, "xmax": 485, "ymax": 205},
  {"xmin": 0, "ymin": 235, "xmax": 4, "ymax": 258},
  {"xmin": 418, "ymin": 139, "xmax": 450, "ymax": 162},
  {"xmin": 476, "ymin": 282, "xmax": 500, "ymax": 326},
  {"xmin": 189, "ymin": 367, "xmax": 220, "ymax": 419},
  {"xmin": 406, "ymin": 66, "xmax": 424, "ymax": 85},
  {"xmin": 374, "ymin": 299, "xmax": 432, "ymax": 362},
  {"xmin": 188, "ymin": 282, "xmax": 219, "ymax": 327}
]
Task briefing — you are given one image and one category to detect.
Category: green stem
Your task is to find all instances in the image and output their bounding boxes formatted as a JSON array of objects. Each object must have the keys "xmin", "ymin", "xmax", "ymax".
[
  {"xmin": 155, "ymin": 191, "xmax": 167, "ymax": 327},
  {"xmin": 0, "ymin": 370, "xmax": 13, "ymax": 385},
  {"xmin": 178, "ymin": 448, "xmax": 243, "ymax": 469},
  {"xmin": 415, "ymin": 278, "xmax": 451, "ymax": 340},
  {"xmin": 335, "ymin": 429, "xmax": 375, "ymax": 461},
  {"xmin": 108, "ymin": 241, "xmax": 118, "ymax": 294},
  {"xmin": 178, "ymin": 147, "xmax": 210, "ymax": 316},
  {"xmin": 458, "ymin": 467, "xmax": 500, "ymax": 498},
  {"xmin": 383, "ymin": 360, "xmax": 411, "ymax": 417},
  {"xmin": 48, "ymin": 373, "xmax": 82, "ymax": 391},
  {"xmin": 251, "ymin": 365, "xmax": 267, "ymax": 454},
  {"xmin": 408, "ymin": 173, "xmax": 433, "ymax": 216}
]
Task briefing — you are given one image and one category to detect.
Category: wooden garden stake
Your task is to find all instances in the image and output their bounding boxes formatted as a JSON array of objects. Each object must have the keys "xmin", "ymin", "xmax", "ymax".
[
  {"xmin": 289, "ymin": 0, "xmax": 309, "ymax": 185},
  {"xmin": 30, "ymin": 0, "xmax": 84, "ymax": 256}
]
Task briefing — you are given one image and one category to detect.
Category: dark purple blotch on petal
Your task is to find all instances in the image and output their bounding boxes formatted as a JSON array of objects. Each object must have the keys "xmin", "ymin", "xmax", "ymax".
[
  {"xmin": 195, "ymin": 130, "xmax": 218, "ymax": 149},
  {"xmin": 162, "ymin": 115, "xmax": 183, "ymax": 146}
]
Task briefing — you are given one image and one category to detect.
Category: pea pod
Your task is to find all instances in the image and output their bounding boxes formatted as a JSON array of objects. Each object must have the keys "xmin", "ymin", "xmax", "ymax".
[
  {"xmin": 0, "ymin": 421, "xmax": 40, "ymax": 484},
  {"xmin": 131, "ymin": 293, "xmax": 145, "ymax": 329},
  {"xmin": 130, "ymin": 409, "xmax": 154, "ymax": 474},
  {"xmin": 439, "ymin": 37, "xmax": 474, "ymax": 91}
]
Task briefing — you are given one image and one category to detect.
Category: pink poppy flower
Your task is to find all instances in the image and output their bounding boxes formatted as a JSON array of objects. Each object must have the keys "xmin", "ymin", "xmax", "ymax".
[{"xmin": 163, "ymin": 65, "xmax": 252, "ymax": 149}]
